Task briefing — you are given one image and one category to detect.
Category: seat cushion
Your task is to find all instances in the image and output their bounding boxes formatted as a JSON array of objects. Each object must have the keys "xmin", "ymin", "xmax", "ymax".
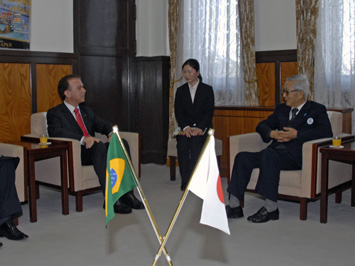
[{"xmin": 247, "ymin": 168, "xmax": 302, "ymax": 197}]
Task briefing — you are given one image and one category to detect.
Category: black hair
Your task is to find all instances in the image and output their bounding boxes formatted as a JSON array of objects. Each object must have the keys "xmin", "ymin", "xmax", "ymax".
[
  {"xmin": 182, "ymin": 58, "xmax": 202, "ymax": 82},
  {"xmin": 57, "ymin": 74, "xmax": 81, "ymax": 101}
]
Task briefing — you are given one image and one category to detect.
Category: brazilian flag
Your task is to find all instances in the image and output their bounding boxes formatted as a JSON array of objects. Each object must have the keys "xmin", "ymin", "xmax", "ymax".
[{"xmin": 105, "ymin": 133, "xmax": 137, "ymax": 227}]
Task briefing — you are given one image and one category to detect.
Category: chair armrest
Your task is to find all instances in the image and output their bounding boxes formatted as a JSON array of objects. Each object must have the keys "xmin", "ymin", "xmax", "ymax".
[{"xmin": 229, "ymin": 133, "xmax": 269, "ymax": 176}]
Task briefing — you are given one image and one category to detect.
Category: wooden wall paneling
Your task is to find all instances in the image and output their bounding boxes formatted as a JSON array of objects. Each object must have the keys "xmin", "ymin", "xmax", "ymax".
[
  {"xmin": 256, "ymin": 62, "xmax": 275, "ymax": 106},
  {"xmin": 36, "ymin": 64, "xmax": 72, "ymax": 112},
  {"xmin": 76, "ymin": 0, "xmax": 137, "ymax": 130},
  {"xmin": 128, "ymin": 57, "xmax": 138, "ymax": 133},
  {"xmin": 0, "ymin": 51, "xmax": 78, "ymax": 142},
  {"xmin": 134, "ymin": 57, "xmax": 170, "ymax": 164},
  {"xmin": 0, "ymin": 50, "xmax": 78, "ymax": 65},
  {"xmin": 340, "ymin": 110, "xmax": 353, "ymax": 134},
  {"xmin": 79, "ymin": 56, "xmax": 130, "ymax": 130},
  {"xmin": 76, "ymin": 1, "xmax": 172, "ymax": 165},
  {"xmin": 78, "ymin": 0, "xmax": 136, "ymax": 56},
  {"xmin": 256, "ymin": 50, "xmax": 297, "ymax": 64},
  {"xmin": 327, "ymin": 108, "xmax": 353, "ymax": 134},
  {"xmin": 256, "ymin": 50, "xmax": 297, "ymax": 105},
  {"xmin": 0, "ymin": 63, "xmax": 31, "ymax": 142},
  {"xmin": 31, "ymin": 63, "xmax": 37, "ymax": 114},
  {"xmin": 280, "ymin": 61, "xmax": 298, "ymax": 103},
  {"xmin": 281, "ymin": 61, "xmax": 299, "ymax": 87}
]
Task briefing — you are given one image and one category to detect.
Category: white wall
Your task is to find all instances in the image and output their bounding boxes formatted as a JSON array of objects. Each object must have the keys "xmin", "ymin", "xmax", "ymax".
[
  {"xmin": 30, "ymin": 0, "xmax": 73, "ymax": 53},
  {"xmin": 27, "ymin": 0, "xmax": 296, "ymax": 55},
  {"xmin": 136, "ymin": 0, "xmax": 169, "ymax": 56},
  {"xmin": 135, "ymin": 0, "xmax": 297, "ymax": 56},
  {"xmin": 254, "ymin": 0, "xmax": 297, "ymax": 51}
]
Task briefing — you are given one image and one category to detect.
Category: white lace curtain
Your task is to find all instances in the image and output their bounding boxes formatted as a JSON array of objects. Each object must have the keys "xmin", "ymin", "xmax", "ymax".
[
  {"xmin": 175, "ymin": 0, "xmax": 245, "ymax": 106},
  {"xmin": 314, "ymin": 0, "xmax": 355, "ymax": 134}
]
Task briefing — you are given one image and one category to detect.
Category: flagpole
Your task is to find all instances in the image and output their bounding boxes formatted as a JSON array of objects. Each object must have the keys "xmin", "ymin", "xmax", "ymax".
[
  {"xmin": 152, "ymin": 129, "xmax": 215, "ymax": 266},
  {"xmin": 113, "ymin": 127, "xmax": 173, "ymax": 266}
]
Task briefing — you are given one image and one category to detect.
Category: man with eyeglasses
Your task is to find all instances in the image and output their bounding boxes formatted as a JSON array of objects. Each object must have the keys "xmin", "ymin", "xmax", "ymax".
[{"xmin": 226, "ymin": 74, "xmax": 333, "ymax": 223}]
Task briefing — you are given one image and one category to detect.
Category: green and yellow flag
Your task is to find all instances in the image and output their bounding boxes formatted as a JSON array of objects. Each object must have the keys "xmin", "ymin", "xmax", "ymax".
[{"xmin": 105, "ymin": 133, "xmax": 137, "ymax": 227}]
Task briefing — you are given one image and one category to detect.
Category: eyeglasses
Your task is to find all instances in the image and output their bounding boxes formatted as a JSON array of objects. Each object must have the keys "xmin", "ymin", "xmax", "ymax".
[{"xmin": 282, "ymin": 89, "xmax": 299, "ymax": 95}]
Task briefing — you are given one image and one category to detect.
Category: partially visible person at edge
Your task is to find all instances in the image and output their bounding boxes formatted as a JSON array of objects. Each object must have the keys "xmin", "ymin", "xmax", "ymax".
[
  {"xmin": 226, "ymin": 74, "xmax": 333, "ymax": 223},
  {"xmin": 47, "ymin": 74, "xmax": 144, "ymax": 214},
  {"xmin": 174, "ymin": 59, "xmax": 215, "ymax": 191},
  {"xmin": 0, "ymin": 157, "xmax": 28, "ymax": 247}
]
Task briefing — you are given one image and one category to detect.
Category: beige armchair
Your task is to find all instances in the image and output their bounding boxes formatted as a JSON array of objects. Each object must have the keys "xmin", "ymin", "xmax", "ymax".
[
  {"xmin": 0, "ymin": 143, "xmax": 26, "ymax": 203},
  {"xmin": 24, "ymin": 112, "xmax": 140, "ymax": 212},
  {"xmin": 229, "ymin": 111, "xmax": 352, "ymax": 220}
]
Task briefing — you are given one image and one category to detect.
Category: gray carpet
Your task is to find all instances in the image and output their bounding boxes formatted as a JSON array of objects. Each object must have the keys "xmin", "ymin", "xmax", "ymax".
[{"xmin": 0, "ymin": 163, "xmax": 354, "ymax": 266}]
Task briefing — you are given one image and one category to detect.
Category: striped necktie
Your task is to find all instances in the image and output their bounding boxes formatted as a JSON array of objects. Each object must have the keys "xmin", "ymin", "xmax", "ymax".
[{"xmin": 290, "ymin": 108, "xmax": 298, "ymax": 122}]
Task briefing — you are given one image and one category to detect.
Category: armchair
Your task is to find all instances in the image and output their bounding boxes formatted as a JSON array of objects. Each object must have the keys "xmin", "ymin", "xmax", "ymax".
[
  {"xmin": 229, "ymin": 111, "xmax": 352, "ymax": 220},
  {"xmin": 24, "ymin": 112, "xmax": 140, "ymax": 212}
]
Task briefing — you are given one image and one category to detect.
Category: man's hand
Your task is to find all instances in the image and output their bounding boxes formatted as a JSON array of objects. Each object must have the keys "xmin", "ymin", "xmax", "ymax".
[
  {"xmin": 83, "ymin": 136, "xmax": 100, "ymax": 149},
  {"xmin": 270, "ymin": 127, "xmax": 298, "ymax": 142},
  {"xmin": 191, "ymin": 127, "xmax": 203, "ymax": 136},
  {"xmin": 183, "ymin": 127, "xmax": 203, "ymax": 138}
]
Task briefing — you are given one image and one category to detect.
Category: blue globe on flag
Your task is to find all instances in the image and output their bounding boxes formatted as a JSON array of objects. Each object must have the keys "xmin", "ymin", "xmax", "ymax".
[
  {"xmin": 109, "ymin": 158, "xmax": 125, "ymax": 193},
  {"xmin": 110, "ymin": 168, "xmax": 117, "ymax": 187}
]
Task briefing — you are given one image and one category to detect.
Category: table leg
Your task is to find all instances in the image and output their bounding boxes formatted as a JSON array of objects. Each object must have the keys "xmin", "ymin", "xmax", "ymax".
[
  {"xmin": 320, "ymin": 154, "xmax": 329, "ymax": 223},
  {"xmin": 170, "ymin": 156, "xmax": 176, "ymax": 181},
  {"xmin": 60, "ymin": 150, "xmax": 69, "ymax": 215},
  {"xmin": 28, "ymin": 156, "xmax": 37, "ymax": 223}
]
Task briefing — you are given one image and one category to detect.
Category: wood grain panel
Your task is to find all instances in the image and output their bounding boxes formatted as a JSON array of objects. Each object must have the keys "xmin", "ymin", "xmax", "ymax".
[
  {"xmin": 280, "ymin": 62, "xmax": 298, "ymax": 102},
  {"xmin": 78, "ymin": 0, "xmax": 136, "ymax": 56},
  {"xmin": 0, "ymin": 63, "xmax": 31, "ymax": 142},
  {"xmin": 79, "ymin": 55, "xmax": 127, "ymax": 127},
  {"xmin": 256, "ymin": 62, "xmax": 275, "ymax": 106},
  {"xmin": 36, "ymin": 64, "xmax": 72, "ymax": 112},
  {"xmin": 133, "ymin": 57, "xmax": 170, "ymax": 164}
]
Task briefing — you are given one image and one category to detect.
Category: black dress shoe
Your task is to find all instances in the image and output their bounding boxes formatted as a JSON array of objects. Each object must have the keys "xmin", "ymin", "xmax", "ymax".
[
  {"xmin": 103, "ymin": 202, "xmax": 132, "ymax": 214},
  {"xmin": 226, "ymin": 205, "xmax": 244, "ymax": 219},
  {"xmin": 0, "ymin": 220, "xmax": 28, "ymax": 240},
  {"xmin": 120, "ymin": 192, "xmax": 144, "ymax": 210},
  {"xmin": 247, "ymin": 207, "xmax": 279, "ymax": 223},
  {"xmin": 180, "ymin": 183, "xmax": 187, "ymax": 191},
  {"xmin": 0, "ymin": 242, "xmax": 2, "ymax": 247},
  {"xmin": 114, "ymin": 202, "xmax": 132, "ymax": 214}
]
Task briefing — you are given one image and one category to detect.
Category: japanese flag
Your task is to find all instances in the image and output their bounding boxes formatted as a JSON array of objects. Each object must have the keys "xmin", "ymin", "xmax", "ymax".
[{"xmin": 188, "ymin": 136, "xmax": 230, "ymax": 235}]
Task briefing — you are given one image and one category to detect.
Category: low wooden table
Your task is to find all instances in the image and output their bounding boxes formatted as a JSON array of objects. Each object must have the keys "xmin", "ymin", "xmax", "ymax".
[
  {"xmin": 10, "ymin": 138, "xmax": 70, "ymax": 222},
  {"xmin": 320, "ymin": 136, "xmax": 355, "ymax": 223}
]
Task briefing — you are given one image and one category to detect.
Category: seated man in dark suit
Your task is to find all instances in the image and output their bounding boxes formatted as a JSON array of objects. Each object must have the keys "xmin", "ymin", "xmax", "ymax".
[
  {"xmin": 226, "ymin": 74, "xmax": 333, "ymax": 223},
  {"xmin": 0, "ymin": 156, "xmax": 28, "ymax": 247},
  {"xmin": 47, "ymin": 74, "xmax": 143, "ymax": 214}
]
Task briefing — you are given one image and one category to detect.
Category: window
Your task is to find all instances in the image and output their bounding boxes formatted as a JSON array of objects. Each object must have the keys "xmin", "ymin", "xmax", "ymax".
[
  {"xmin": 314, "ymin": 0, "xmax": 355, "ymax": 134},
  {"xmin": 341, "ymin": 0, "xmax": 354, "ymax": 77},
  {"xmin": 178, "ymin": 0, "xmax": 244, "ymax": 106}
]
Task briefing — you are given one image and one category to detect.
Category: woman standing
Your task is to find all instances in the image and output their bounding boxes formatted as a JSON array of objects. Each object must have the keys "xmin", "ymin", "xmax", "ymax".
[{"xmin": 174, "ymin": 59, "xmax": 215, "ymax": 191}]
